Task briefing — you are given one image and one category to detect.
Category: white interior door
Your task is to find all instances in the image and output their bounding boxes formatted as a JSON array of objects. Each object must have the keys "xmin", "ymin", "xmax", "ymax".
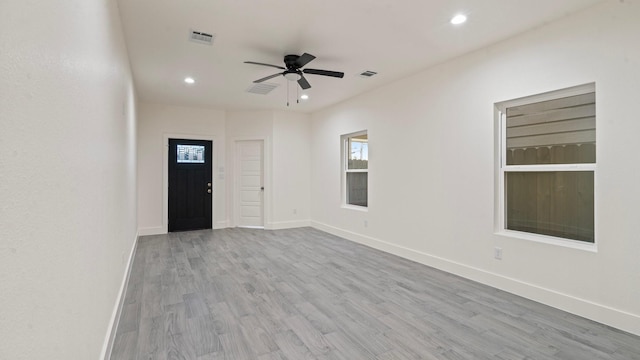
[{"xmin": 237, "ymin": 140, "xmax": 264, "ymax": 228}]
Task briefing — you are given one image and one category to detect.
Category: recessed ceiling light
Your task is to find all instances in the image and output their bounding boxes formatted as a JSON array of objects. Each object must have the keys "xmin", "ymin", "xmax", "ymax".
[
  {"xmin": 451, "ymin": 14, "xmax": 467, "ymax": 25},
  {"xmin": 300, "ymin": 94, "xmax": 309, "ymax": 100},
  {"xmin": 184, "ymin": 77, "xmax": 195, "ymax": 84}
]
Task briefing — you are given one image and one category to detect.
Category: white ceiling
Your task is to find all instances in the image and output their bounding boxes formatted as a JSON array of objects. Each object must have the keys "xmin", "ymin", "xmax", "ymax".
[{"xmin": 117, "ymin": 0, "xmax": 603, "ymax": 113}]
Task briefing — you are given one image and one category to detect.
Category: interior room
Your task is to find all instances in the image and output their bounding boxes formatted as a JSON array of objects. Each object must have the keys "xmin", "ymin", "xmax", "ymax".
[{"xmin": 1, "ymin": 0, "xmax": 640, "ymax": 359}]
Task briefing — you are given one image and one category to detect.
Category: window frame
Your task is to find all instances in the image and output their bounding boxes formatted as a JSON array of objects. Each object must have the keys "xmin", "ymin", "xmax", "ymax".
[
  {"xmin": 495, "ymin": 83, "xmax": 597, "ymax": 251},
  {"xmin": 342, "ymin": 130, "xmax": 368, "ymax": 210}
]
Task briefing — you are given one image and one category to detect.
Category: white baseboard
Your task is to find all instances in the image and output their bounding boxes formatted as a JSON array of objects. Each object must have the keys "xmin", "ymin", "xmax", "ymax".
[
  {"xmin": 138, "ymin": 226, "xmax": 165, "ymax": 236},
  {"xmin": 214, "ymin": 220, "xmax": 229, "ymax": 229},
  {"xmin": 140, "ymin": 222, "xmax": 230, "ymax": 233},
  {"xmin": 310, "ymin": 221, "xmax": 640, "ymax": 336},
  {"xmin": 266, "ymin": 219, "xmax": 311, "ymax": 230},
  {"xmin": 100, "ymin": 232, "xmax": 140, "ymax": 360}
]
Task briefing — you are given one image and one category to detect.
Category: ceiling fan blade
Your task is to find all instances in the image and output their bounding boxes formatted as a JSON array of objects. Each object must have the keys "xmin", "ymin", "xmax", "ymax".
[
  {"xmin": 297, "ymin": 75, "xmax": 311, "ymax": 90},
  {"xmin": 295, "ymin": 53, "xmax": 316, "ymax": 68},
  {"xmin": 244, "ymin": 61, "xmax": 286, "ymax": 70},
  {"xmin": 254, "ymin": 72, "xmax": 283, "ymax": 83},
  {"xmin": 303, "ymin": 68, "xmax": 344, "ymax": 78}
]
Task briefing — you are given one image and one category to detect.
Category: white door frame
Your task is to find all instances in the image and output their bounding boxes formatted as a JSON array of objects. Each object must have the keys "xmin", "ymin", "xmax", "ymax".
[
  {"xmin": 230, "ymin": 137, "xmax": 271, "ymax": 228},
  {"xmin": 162, "ymin": 133, "xmax": 218, "ymax": 234}
]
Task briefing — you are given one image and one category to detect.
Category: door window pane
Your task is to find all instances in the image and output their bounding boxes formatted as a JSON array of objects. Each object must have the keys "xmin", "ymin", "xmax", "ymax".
[{"xmin": 177, "ymin": 145, "xmax": 205, "ymax": 163}]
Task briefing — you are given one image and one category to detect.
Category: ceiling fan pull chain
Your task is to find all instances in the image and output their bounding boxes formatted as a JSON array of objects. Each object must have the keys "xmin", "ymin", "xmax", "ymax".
[{"xmin": 286, "ymin": 81, "xmax": 290, "ymax": 107}]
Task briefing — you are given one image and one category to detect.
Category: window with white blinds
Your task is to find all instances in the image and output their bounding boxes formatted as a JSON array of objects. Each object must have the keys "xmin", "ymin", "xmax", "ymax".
[{"xmin": 497, "ymin": 84, "xmax": 596, "ymax": 244}]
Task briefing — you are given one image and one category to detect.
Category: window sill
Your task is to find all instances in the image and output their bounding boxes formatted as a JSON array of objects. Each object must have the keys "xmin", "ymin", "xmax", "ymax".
[
  {"xmin": 341, "ymin": 204, "xmax": 368, "ymax": 212},
  {"xmin": 495, "ymin": 229, "xmax": 597, "ymax": 253}
]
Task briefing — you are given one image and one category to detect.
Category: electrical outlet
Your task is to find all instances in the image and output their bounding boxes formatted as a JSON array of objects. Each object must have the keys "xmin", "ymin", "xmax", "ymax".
[
  {"xmin": 364, "ymin": 220, "xmax": 368, "ymax": 228},
  {"xmin": 293, "ymin": 208, "xmax": 297, "ymax": 215},
  {"xmin": 494, "ymin": 247, "xmax": 503, "ymax": 260}
]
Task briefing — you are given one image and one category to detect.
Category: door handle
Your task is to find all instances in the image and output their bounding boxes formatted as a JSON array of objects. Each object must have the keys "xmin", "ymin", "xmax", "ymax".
[
  {"xmin": 261, "ymin": 186, "xmax": 264, "ymax": 191},
  {"xmin": 207, "ymin": 182, "xmax": 212, "ymax": 188},
  {"xmin": 207, "ymin": 189, "xmax": 212, "ymax": 194}
]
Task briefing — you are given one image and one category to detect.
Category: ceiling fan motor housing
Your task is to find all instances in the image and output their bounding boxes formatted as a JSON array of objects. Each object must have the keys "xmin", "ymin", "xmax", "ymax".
[{"xmin": 284, "ymin": 54, "xmax": 301, "ymax": 69}]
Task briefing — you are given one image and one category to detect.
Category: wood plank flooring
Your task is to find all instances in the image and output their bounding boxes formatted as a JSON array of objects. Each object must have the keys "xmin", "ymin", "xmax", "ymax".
[{"xmin": 110, "ymin": 227, "xmax": 640, "ymax": 360}]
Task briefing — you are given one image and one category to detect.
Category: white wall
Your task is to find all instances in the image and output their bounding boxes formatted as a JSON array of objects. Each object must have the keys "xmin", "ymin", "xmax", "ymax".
[
  {"xmin": 137, "ymin": 103, "xmax": 226, "ymax": 233},
  {"xmin": 226, "ymin": 111, "xmax": 274, "ymax": 227},
  {"xmin": 272, "ymin": 111, "xmax": 312, "ymax": 228},
  {"xmin": 310, "ymin": 0, "xmax": 640, "ymax": 335},
  {"xmin": 0, "ymin": 0, "xmax": 138, "ymax": 358},
  {"xmin": 138, "ymin": 108, "xmax": 311, "ymax": 231},
  {"xmin": 225, "ymin": 110, "xmax": 311, "ymax": 229}
]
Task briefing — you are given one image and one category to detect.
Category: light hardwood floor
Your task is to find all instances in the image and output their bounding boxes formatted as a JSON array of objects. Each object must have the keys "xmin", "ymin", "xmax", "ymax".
[{"xmin": 110, "ymin": 227, "xmax": 640, "ymax": 359}]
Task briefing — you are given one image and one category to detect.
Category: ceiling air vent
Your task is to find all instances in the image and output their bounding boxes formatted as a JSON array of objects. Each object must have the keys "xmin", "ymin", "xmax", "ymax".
[
  {"xmin": 246, "ymin": 82, "xmax": 279, "ymax": 95},
  {"xmin": 359, "ymin": 70, "xmax": 377, "ymax": 78},
  {"xmin": 189, "ymin": 30, "xmax": 215, "ymax": 45}
]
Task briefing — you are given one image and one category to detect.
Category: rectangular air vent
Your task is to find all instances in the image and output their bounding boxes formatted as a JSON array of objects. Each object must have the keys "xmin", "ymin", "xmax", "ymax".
[
  {"xmin": 359, "ymin": 70, "xmax": 377, "ymax": 77},
  {"xmin": 189, "ymin": 30, "xmax": 215, "ymax": 45},
  {"xmin": 246, "ymin": 82, "xmax": 279, "ymax": 95}
]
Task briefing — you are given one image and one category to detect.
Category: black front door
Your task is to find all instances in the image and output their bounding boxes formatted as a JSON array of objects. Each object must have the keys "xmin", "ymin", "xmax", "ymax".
[{"xmin": 168, "ymin": 139, "xmax": 213, "ymax": 232}]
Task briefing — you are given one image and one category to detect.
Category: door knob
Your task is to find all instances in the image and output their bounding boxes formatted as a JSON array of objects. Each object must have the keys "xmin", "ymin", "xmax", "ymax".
[
  {"xmin": 207, "ymin": 182, "xmax": 212, "ymax": 187},
  {"xmin": 207, "ymin": 189, "xmax": 212, "ymax": 194}
]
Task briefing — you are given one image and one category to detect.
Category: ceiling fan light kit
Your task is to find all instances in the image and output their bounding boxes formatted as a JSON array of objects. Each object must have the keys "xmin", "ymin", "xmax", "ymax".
[{"xmin": 284, "ymin": 72, "xmax": 302, "ymax": 81}]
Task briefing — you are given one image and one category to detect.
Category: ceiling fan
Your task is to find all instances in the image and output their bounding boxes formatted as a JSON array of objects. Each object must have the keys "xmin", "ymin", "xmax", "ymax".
[{"xmin": 244, "ymin": 53, "xmax": 344, "ymax": 90}]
